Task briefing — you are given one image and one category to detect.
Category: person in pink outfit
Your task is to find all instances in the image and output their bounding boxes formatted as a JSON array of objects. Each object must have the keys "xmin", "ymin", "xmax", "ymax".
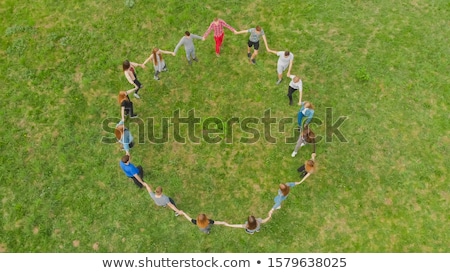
[{"xmin": 202, "ymin": 17, "xmax": 236, "ymax": 57}]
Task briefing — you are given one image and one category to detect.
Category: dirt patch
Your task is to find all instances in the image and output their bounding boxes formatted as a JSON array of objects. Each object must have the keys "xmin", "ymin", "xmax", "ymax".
[
  {"xmin": 92, "ymin": 242, "xmax": 99, "ymax": 251},
  {"xmin": 73, "ymin": 240, "xmax": 80, "ymax": 247}
]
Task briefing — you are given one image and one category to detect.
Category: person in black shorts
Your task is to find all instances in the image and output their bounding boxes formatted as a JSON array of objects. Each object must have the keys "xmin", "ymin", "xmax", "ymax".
[{"xmin": 235, "ymin": 25, "xmax": 269, "ymax": 64}]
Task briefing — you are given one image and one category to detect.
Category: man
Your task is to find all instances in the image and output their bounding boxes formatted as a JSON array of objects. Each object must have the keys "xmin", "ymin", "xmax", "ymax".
[
  {"xmin": 267, "ymin": 49, "xmax": 294, "ymax": 85},
  {"xmin": 174, "ymin": 31, "xmax": 203, "ymax": 65},
  {"xmin": 202, "ymin": 17, "xmax": 236, "ymax": 57},
  {"xmin": 141, "ymin": 182, "xmax": 182, "ymax": 216},
  {"xmin": 235, "ymin": 25, "xmax": 269, "ymax": 64},
  {"xmin": 119, "ymin": 155, "xmax": 144, "ymax": 188}
]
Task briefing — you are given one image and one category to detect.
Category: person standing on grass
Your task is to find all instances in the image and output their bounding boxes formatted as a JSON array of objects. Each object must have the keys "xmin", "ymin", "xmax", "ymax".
[
  {"xmin": 270, "ymin": 181, "xmax": 303, "ymax": 211},
  {"xmin": 291, "ymin": 125, "xmax": 315, "ymax": 158},
  {"xmin": 297, "ymin": 101, "xmax": 315, "ymax": 128},
  {"xmin": 118, "ymin": 90, "xmax": 138, "ymax": 121},
  {"xmin": 141, "ymin": 182, "xmax": 182, "ymax": 217},
  {"xmin": 115, "ymin": 120, "xmax": 134, "ymax": 156},
  {"xmin": 234, "ymin": 25, "xmax": 269, "ymax": 65},
  {"xmin": 224, "ymin": 211, "xmax": 273, "ymax": 235},
  {"xmin": 174, "ymin": 31, "xmax": 203, "ymax": 65},
  {"xmin": 142, "ymin": 47, "xmax": 175, "ymax": 80},
  {"xmin": 181, "ymin": 212, "xmax": 226, "ymax": 234},
  {"xmin": 267, "ymin": 49, "xmax": 294, "ymax": 85},
  {"xmin": 119, "ymin": 155, "xmax": 144, "ymax": 189},
  {"xmin": 202, "ymin": 17, "xmax": 236, "ymax": 57},
  {"xmin": 123, "ymin": 60, "xmax": 144, "ymax": 99},
  {"xmin": 286, "ymin": 74, "xmax": 303, "ymax": 106},
  {"xmin": 297, "ymin": 153, "xmax": 317, "ymax": 182}
]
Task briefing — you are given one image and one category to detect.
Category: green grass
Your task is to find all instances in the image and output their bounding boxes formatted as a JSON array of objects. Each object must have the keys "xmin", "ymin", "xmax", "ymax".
[{"xmin": 0, "ymin": 0, "xmax": 449, "ymax": 253}]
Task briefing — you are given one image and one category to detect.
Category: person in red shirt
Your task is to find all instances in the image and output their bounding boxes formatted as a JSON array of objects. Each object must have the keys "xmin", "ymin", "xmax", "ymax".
[{"xmin": 202, "ymin": 18, "xmax": 236, "ymax": 57}]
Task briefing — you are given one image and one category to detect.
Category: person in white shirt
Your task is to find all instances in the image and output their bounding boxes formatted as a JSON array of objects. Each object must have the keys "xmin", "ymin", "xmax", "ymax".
[
  {"xmin": 287, "ymin": 75, "xmax": 303, "ymax": 106},
  {"xmin": 267, "ymin": 49, "xmax": 294, "ymax": 85}
]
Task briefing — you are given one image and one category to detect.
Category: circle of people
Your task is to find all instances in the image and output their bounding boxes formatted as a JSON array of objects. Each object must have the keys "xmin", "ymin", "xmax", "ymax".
[{"xmin": 116, "ymin": 18, "xmax": 317, "ymax": 235}]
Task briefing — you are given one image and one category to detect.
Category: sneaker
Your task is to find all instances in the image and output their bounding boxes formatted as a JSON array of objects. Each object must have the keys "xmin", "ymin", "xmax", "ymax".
[
  {"xmin": 291, "ymin": 151, "xmax": 297, "ymax": 157},
  {"xmin": 175, "ymin": 212, "xmax": 179, "ymax": 217},
  {"xmin": 247, "ymin": 53, "xmax": 251, "ymax": 59},
  {"xmin": 193, "ymin": 58, "xmax": 198, "ymax": 62},
  {"xmin": 133, "ymin": 93, "xmax": 140, "ymax": 99},
  {"xmin": 154, "ymin": 76, "xmax": 160, "ymax": 80},
  {"xmin": 130, "ymin": 114, "xmax": 138, "ymax": 119},
  {"xmin": 300, "ymin": 142, "xmax": 305, "ymax": 147},
  {"xmin": 276, "ymin": 79, "xmax": 283, "ymax": 85},
  {"xmin": 275, "ymin": 205, "xmax": 281, "ymax": 210},
  {"xmin": 251, "ymin": 59, "xmax": 256, "ymax": 65},
  {"xmin": 162, "ymin": 66, "xmax": 168, "ymax": 72}
]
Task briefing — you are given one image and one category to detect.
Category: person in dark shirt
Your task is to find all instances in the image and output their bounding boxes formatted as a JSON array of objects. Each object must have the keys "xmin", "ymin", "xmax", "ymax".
[{"xmin": 181, "ymin": 212, "xmax": 226, "ymax": 234}]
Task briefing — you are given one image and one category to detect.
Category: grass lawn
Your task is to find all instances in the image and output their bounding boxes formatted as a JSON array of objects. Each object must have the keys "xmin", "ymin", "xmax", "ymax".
[{"xmin": 0, "ymin": 0, "xmax": 449, "ymax": 253}]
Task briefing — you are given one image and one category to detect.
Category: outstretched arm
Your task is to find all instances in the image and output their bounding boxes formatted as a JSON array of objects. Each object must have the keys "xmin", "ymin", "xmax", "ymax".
[
  {"xmin": 181, "ymin": 211, "xmax": 192, "ymax": 222},
  {"xmin": 287, "ymin": 59, "xmax": 293, "ymax": 77},
  {"xmin": 262, "ymin": 35, "xmax": 269, "ymax": 51},
  {"xmin": 224, "ymin": 223, "xmax": 245, "ymax": 228},
  {"xmin": 121, "ymin": 106, "xmax": 126, "ymax": 122},
  {"xmin": 261, "ymin": 209, "xmax": 274, "ymax": 223},
  {"xmin": 141, "ymin": 182, "xmax": 152, "ymax": 193},
  {"xmin": 143, "ymin": 54, "xmax": 153, "ymax": 66},
  {"xmin": 167, "ymin": 202, "xmax": 182, "ymax": 215},
  {"xmin": 295, "ymin": 173, "xmax": 311, "ymax": 186},
  {"xmin": 213, "ymin": 221, "xmax": 227, "ymax": 226},
  {"xmin": 173, "ymin": 38, "xmax": 183, "ymax": 55},
  {"xmin": 298, "ymin": 90, "xmax": 303, "ymax": 106},
  {"xmin": 267, "ymin": 49, "xmax": 277, "ymax": 54},
  {"xmin": 130, "ymin": 61, "xmax": 144, "ymax": 69},
  {"xmin": 234, "ymin": 30, "xmax": 248, "ymax": 34},
  {"xmin": 203, "ymin": 23, "xmax": 214, "ymax": 39},
  {"xmin": 125, "ymin": 87, "xmax": 137, "ymax": 96},
  {"xmin": 159, "ymin": 49, "xmax": 174, "ymax": 55}
]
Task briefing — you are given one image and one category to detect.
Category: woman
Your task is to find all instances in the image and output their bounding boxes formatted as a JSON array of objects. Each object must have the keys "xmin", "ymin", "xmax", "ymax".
[
  {"xmin": 291, "ymin": 125, "xmax": 316, "ymax": 157},
  {"xmin": 118, "ymin": 90, "xmax": 138, "ymax": 121},
  {"xmin": 182, "ymin": 212, "xmax": 226, "ymax": 234},
  {"xmin": 202, "ymin": 17, "xmax": 236, "ymax": 56},
  {"xmin": 224, "ymin": 211, "xmax": 273, "ymax": 235},
  {"xmin": 297, "ymin": 153, "xmax": 317, "ymax": 182},
  {"xmin": 115, "ymin": 120, "xmax": 134, "ymax": 155},
  {"xmin": 123, "ymin": 60, "xmax": 144, "ymax": 99},
  {"xmin": 271, "ymin": 179, "xmax": 308, "ymax": 211},
  {"xmin": 297, "ymin": 101, "xmax": 315, "ymax": 128},
  {"xmin": 143, "ymin": 47, "xmax": 175, "ymax": 80}
]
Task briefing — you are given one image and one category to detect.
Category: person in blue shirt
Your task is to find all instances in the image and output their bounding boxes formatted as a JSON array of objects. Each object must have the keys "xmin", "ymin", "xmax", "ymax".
[
  {"xmin": 297, "ymin": 101, "xmax": 315, "ymax": 128},
  {"xmin": 119, "ymin": 155, "xmax": 144, "ymax": 188},
  {"xmin": 115, "ymin": 120, "xmax": 134, "ymax": 155},
  {"xmin": 270, "ymin": 181, "xmax": 304, "ymax": 212}
]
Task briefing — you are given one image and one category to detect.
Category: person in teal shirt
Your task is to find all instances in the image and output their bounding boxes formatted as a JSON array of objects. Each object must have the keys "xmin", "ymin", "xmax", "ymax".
[{"xmin": 297, "ymin": 101, "xmax": 315, "ymax": 127}]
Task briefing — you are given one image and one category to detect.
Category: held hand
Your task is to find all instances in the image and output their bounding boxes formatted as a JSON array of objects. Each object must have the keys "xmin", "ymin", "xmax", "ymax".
[
  {"xmin": 287, "ymin": 72, "xmax": 291, "ymax": 77},
  {"xmin": 311, "ymin": 153, "xmax": 316, "ymax": 160},
  {"xmin": 202, "ymin": 37, "xmax": 205, "ymax": 41},
  {"xmin": 171, "ymin": 52, "xmax": 175, "ymax": 56}
]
